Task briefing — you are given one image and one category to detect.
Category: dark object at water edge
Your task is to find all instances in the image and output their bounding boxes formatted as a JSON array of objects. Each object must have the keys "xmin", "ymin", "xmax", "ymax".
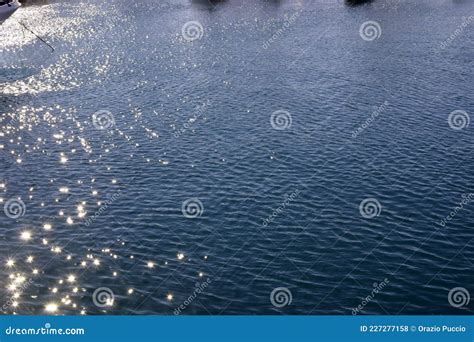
[{"xmin": 345, "ymin": 0, "xmax": 374, "ymax": 6}]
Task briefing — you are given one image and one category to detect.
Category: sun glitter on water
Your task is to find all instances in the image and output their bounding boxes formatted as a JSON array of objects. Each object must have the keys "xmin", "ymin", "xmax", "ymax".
[
  {"xmin": 20, "ymin": 231, "xmax": 32, "ymax": 241},
  {"xmin": 45, "ymin": 303, "xmax": 59, "ymax": 313}
]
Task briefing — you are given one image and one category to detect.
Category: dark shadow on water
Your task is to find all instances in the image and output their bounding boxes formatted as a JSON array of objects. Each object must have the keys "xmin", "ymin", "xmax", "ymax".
[
  {"xmin": 0, "ymin": 66, "xmax": 37, "ymax": 83},
  {"xmin": 345, "ymin": 0, "xmax": 374, "ymax": 6},
  {"xmin": 191, "ymin": 0, "xmax": 228, "ymax": 11},
  {"xmin": 19, "ymin": 0, "xmax": 52, "ymax": 5},
  {"xmin": 261, "ymin": 0, "xmax": 284, "ymax": 6}
]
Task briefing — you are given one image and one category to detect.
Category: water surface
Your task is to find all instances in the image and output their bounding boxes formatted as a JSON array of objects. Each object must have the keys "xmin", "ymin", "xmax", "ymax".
[{"xmin": 0, "ymin": 0, "xmax": 473, "ymax": 315}]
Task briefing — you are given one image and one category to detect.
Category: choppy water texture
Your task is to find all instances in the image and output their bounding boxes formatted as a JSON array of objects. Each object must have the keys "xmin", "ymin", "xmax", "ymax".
[{"xmin": 0, "ymin": 0, "xmax": 473, "ymax": 315}]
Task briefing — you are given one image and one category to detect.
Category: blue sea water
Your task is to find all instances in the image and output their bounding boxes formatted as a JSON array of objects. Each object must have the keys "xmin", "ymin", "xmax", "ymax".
[{"xmin": 0, "ymin": 0, "xmax": 473, "ymax": 315}]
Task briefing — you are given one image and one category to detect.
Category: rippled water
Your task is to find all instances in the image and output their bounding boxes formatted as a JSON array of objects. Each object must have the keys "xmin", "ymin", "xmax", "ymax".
[{"xmin": 0, "ymin": 0, "xmax": 473, "ymax": 315}]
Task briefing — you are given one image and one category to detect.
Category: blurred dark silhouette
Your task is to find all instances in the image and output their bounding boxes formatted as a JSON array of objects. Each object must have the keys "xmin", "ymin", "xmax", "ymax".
[
  {"xmin": 262, "ymin": 0, "xmax": 283, "ymax": 6},
  {"xmin": 345, "ymin": 0, "xmax": 374, "ymax": 6},
  {"xmin": 19, "ymin": 0, "xmax": 51, "ymax": 5},
  {"xmin": 191, "ymin": 0, "xmax": 227, "ymax": 9}
]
